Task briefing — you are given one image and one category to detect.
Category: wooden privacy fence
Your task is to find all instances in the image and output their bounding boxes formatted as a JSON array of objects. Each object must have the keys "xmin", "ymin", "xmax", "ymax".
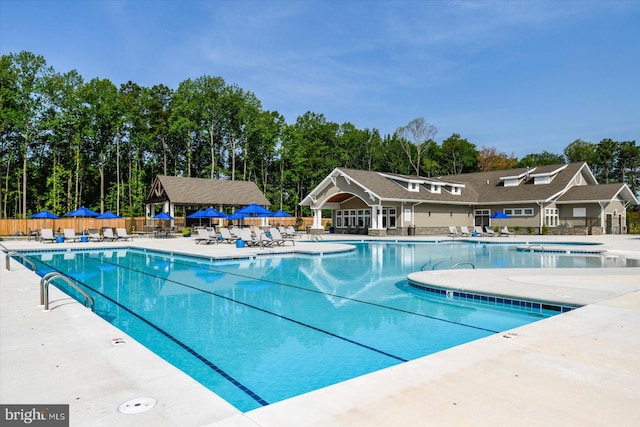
[{"xmin": 0, "ymin": 217, "xmax": 328, "ymax": 237}]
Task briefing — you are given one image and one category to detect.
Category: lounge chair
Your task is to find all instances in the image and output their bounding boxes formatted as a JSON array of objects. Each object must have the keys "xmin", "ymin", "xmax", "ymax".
[
  {"xmin": 460, "ymin": 226, "xmax": 472, "ymax": 236},
  {"xmin": 238, "ymin": 228, "xmax": 260, "ymax": 247},
  {"xmin": 103, "ymin": 228, "xmax": 118, "ymax": 241},
  {"xmin": 448, "ymin": 226, "xmax": 459, "ymax": 237},
  {"xmin": 220, "ymin": 228, "xmax": 238, "ymax": 243},
  {"xmin": 484, "ymin": 226, "xmax": 497, "ymax": 237},
  {"xmin": 63, "ymin": 228, "xmax": 81, "ymax": 242},
  {"xmin": 40, "ymin": 228, "xmax": 56, "ymax": 243},
  {"xmin": 474, "ymin": 226, "xmax": 485, "ymax": 236},
  {"xmin": 499, "ymin": 226, "xmax": 512, "ymax": 237},
  {"xmin": 88, "ymin": 228, "xmax": 103, "ymax": 242},
  {"xmin": 195, "ymin": 228, "xmax": 218, "ymax": 244},
  {"xmin": 258, "ymin": 231, "xmax": 275, "ymax": 248},
  {"xmin": 284, "ymin": 226, "xmax": 300, "ymax": 238},
  {"xmin": 269, "ymin": 227, "xmax": 295, "ymax": 246},
  {"xmin": 116, "ymin": 228, "xmax": 132, "ymax": 241}
]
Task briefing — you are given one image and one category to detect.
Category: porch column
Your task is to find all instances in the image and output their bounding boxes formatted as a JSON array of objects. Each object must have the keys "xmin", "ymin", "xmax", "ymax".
[
  {"xmin": 370, "ymin": 205, "xmax": 378, "ymax": 229},
  {"xmin": 312, "ymin": 208, "xmax": 322, "ymax": 228},
  {"xmin": 376, "ymin": 204, "xmax": 384, "ymax": 229}
]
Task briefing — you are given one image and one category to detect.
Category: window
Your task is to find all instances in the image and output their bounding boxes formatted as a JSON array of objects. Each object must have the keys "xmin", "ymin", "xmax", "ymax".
[
  {"xmin": 382, "ymin": 208, "xmax": 397, "ymax": 229},
  {"xmin": 545, "ymin": 208, "xmax": 559, "ymax": 227},
  {"xmin": 336, "ymin": 210, "xmax": 342, "ymax": 227},
  {"xmin": 451, "ymin": 186, "xmax": 461, "ymax": 195},
  {"xmin": 503, "ymin": 208, "xmax": 534, "ymax": 217},
  {"xmin": 408, "ymin": 182, "xmax": 419, "ymax": 192},
  {"xmin": 431, "ymin": 184, "xmax": 441, "ymax": 194}
]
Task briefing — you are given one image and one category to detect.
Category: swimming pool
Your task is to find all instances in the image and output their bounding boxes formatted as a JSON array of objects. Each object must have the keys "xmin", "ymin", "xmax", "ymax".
[{"xmin": 21, "ymin": 241, "xmax": 625, "ymax": 411}]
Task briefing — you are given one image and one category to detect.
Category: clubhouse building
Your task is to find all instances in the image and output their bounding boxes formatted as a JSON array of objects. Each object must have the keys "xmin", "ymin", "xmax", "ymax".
[{"xmin": 301, "ymin": 162, "xmax": 638, "ymax": 236}]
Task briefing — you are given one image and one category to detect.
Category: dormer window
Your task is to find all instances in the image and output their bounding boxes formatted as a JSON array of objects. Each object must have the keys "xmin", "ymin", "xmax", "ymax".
[
  {"xmin": 408, "ymin": 181, "xmax": 419, "ymax": 192},
  {"xmin": 451, "ymin": 186, "xmax": 461, "ymax": 195},
  {"xmin": 504, "ymin": 178, "xmax": 519, "ymax": 187},
  {"xmin": 431, "ymin": 184, "xmax": 441, "ymax": 194},
  {"xmin": 534, "ymin": 176, "xmax": 551, "ymax": 185}
]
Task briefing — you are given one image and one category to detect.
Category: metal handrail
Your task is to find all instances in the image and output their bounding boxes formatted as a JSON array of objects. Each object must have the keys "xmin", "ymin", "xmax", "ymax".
[
  {"xmin": 40, "ymin": 272, "xmax": 95, "ymax": 312},
  {"xmin": 5, "ymin": 251, "xmax": 37, "ymax": 272},
  {"xmin": 448, "ymin": 262, "xmax": 476, "ymax": 270}
]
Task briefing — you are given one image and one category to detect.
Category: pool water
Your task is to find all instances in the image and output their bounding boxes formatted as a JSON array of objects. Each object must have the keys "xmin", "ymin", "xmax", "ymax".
[{"xmin": 25, "ymin": 241, "xmax": 620, "ymax": 411}]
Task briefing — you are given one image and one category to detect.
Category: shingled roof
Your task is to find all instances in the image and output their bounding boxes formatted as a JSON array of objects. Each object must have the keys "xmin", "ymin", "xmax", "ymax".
[
  {"xmin": 302, "ymin": 162, "xmax": 638, "ymax": 207},
  {"xmin": 146, "ymin": 176, "xmax": 270, "ymax": 206}
]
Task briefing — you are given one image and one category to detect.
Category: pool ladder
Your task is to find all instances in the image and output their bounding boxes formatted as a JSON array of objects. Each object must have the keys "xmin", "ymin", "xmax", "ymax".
[
  {"xmin": 421, "ymin": 261, "xmax": 476, "ymax": 271},
  {"xmin": 39, "ymin": 272, "xmax": 95, "ymax": 312},
  {"xmin": 5, "ymin": 251, "xmax": 94, "ymax": 312}
]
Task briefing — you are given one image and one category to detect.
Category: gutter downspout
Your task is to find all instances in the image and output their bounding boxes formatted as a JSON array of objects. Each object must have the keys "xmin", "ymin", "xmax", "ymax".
[
  {"xmin": 411, "ymin": 201, "xmax": 423, "ymax": 229},
  {"xmin": 537, "ymin": 201, "xmax": 545, "ymax": 235}
]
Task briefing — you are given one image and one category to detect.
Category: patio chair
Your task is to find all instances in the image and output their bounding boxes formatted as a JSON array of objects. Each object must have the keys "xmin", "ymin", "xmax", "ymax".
[
  {"xmin": 484, "ymin": 226, "xmax": 497, "ymax": 237},
  {"xmin": 285, "ymin": 226, "xmax": 300, "ymax": 238},
  {"xmin": 474, "ymin": 226, "xmax": 485, "ymax": 236},
  {"xmin": 63, "ymin": 228, "xmax": 81, "ymax": 242},
  {"xmin": 103, "ymin": 228, "xmax": 118, "ymax": 241},
  {"xmin": 269, "ymin": 227, "xmax": 295, "ymax": 246},
  {"xmin": 116, "ymin": 228, "xmax": 132, "ymax": 241},
  {"xmin": 220, "ymin": 228, "xmax": 239, "ymax": 244},
  {"xmin": 238, "ymin": 228, "xmax": 260, "ymax": 247},
  {"xmin": 195, "ymin": 228, "xmax": 218, "ymax": 244},
  {"xmin": 88, "ymin": 228, "xmax": 104, "ymax": 242},
  {"xmin": 448, "ymin": 226, "xmax": 459, "ymax": 237},
  {"xmin": 499, "ymin": 226, "xmax": 512, "ymax": 237},
  {"xmin": 40, "ymin": 228, "xmax": 56, "ymax": 243},
  {"xmin": 257, "ymin": 231, "xmax": 275, "ymax": 248},
  {"xmin": 460, "ymin": 226, "xmax": 472, "ymax": 236}
]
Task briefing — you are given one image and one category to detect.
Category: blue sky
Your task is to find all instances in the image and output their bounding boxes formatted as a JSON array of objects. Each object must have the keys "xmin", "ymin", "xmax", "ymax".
[{"xmin": 1, "ymin": 0, "xmax": 639, "ymax": 158}]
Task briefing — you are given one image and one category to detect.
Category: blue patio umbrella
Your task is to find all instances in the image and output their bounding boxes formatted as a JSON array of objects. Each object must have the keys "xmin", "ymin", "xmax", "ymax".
[
  {"xmin": 270, "ymin": 209, "xmax": 292, "ymax": 218},
  {"xmin": 490, "ymin": 211, "xmax": 511, "ymax": 219},
  {"xmin": 96, "ymin": 211, "xmax": 121, "ymax": 219},
  {"xmin": 236, "ymin": 203, "xmax": 273, "ymax": 216},
  {"xmin": 152, "ymin": 212, "xmax": 174, "ymax": 220},
  {"xmin": 30, "ymin": 210, "xmax": 60, "ymax": 219},
  {"xmin": 64, "ymin": 206, "xmax": 99, "ymax": 234},
  {"xmin": 186, "ymin": 210, "xmax": 205, "ymax": 219},
  {"xmin": 65, "ymin": 206, "xmax": 100, "ymax": 218}
]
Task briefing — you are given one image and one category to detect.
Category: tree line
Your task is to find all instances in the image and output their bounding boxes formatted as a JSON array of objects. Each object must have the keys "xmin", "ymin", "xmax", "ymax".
[{"xmin": 1, "ymin": 51, "xmax": 638, "ymax": 219}]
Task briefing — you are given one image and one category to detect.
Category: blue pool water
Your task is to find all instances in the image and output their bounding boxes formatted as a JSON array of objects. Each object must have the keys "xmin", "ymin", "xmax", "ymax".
[{"xmin": 22, "ymin": 241, "xmax": 624, "ymax": 411}]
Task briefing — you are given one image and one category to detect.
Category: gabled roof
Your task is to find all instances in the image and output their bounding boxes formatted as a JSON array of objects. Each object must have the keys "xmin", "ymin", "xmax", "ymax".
[
  {"xmin": 301, "ymin": 162, "xmax": 638, "ymax": 208},
  {"xmin": 146, "ymin": 176, "xmax": 270, "ymax": 206},
  {"xmin": 557, "ymin": 183, "xmax": 639, "ymax": 205}
]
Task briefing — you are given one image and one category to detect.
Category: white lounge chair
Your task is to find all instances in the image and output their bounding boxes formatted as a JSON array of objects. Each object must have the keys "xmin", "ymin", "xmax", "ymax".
[
  {"xmin": 63, "ymin": 228, "xmax": 81, "ymax": 242},
  {"xmin": 40, "ymin": 228, "xmax": 56, "ymax": 243},
  {"xmin": 499, "ymin": 226, "xmax": 512, "ymax": 237},
  {"xmin": 195, "ymin": 228, "xmax": 218, "ymax": 244},
  {"xmin": 460, "ymin": 226, "xmax": 472, "ymax": 236},
  {"xmin": 270, "ymin": 227, "xmax": 295, "ymax": 246},
  {"xmin": 448, "ymin": 226, "xmax": 459, "ymax": 237},
  {"xmin": 88, "ymin": 228, "xmax": 103, "ymax": 242},
  {"xmin": 484, "ymin": 226, "xmax": 497, "ymax": 237},
  {"xmin": 284, "ymin": 226, "xmax": 300, "ymax": 238},
  {"xmin": 103, "ymin": 228, "xmax": 118, "ymax": 241},
  {"xmin": 220, "ymin": 228, "xmax": 238, "ymax": 244},
  {"xmin": 474, "ymin": 226, "xmax": 485, "ymax": 236},
  {"xmin": 116, "ymin": 228, "xmax": 132, "ymax": 241}
]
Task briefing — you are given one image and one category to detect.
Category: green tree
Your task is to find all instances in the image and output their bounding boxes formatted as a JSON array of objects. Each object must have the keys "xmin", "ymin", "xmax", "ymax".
[
  {"xmin": 593, "ymin": 138, "xmax": 619, "ymax": 183},
  {"xmin": 564, "ymin": 139, "xmax": 595, "ymax": 164},
  {"xmin": 440, "ymin": 133, "xmax": 478, "ymax": 175},
  {"xmin": 517, "ymin": 151, "xmax": 565, "ymax": 168}
]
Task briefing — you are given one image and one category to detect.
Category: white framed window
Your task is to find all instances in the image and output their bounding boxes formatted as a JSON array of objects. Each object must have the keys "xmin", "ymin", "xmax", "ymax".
[
  {"xmin": 336, "ymin": 210, "xmax": 342, "ymax": 227},
  {"xmin": 504, "ymin": 208, "xmax": 534, "ymax": 217},
  {"xmin": 382, "ymin": 208, "xmax": 397, "ymax": 229},
  {"xmin": 545, "ymin": 208, "xmax": 559, "ymax": 227}
]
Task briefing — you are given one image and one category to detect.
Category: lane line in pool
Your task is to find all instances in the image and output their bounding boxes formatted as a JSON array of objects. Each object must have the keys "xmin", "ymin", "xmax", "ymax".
[
  {"xmin": 159, "ymin": 253, "xmax": 501, "ymax": 334},
  {"xmin": 101, "ymin": 255, "xmax": 410, "ymax": 363},
  {"xmin": 32, "ymin": 257, "xmax": 271, "ymax": 408}
]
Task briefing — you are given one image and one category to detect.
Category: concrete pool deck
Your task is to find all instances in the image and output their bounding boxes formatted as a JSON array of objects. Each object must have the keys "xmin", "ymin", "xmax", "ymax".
[{"xmin": 1, "ymin": 234, "xmax": 639, "ymax": 426}]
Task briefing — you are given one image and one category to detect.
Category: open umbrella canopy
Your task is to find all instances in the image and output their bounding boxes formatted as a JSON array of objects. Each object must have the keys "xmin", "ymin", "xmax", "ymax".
[
  {"xmin": 237, "ymin": 203, "xmax": 272, "ymax": 216},
  {"xmin": 270, "ymin": 209, "xmax": 292, "ymax": 218},
  {"xmin": 226, "ymin": 212, "xmax": 246, "ymax": 220},
  {"xmin": 187, "ymin": 209, "xmax": 205, "ymax": 219},
  {"xmin": 490, "ymin": 211, "xmax": 511, "ymax": 219},
  {"xmin": 64, "ymin": 206, "xmax": 99, "ymax": 217},
  {"xmin": 30, "ymin": 210, "xmax": 59, "ymax": 219},
  {"xmin": 96, "ymin": 211, "xmax": 122, "ymax": 219},
  {"xmin": 200, "ymin": 207, "xmax": 226, "ymax": 218},
  {"xmin": 153, "ymin": 212, "xmax": 175, "ymax": 220}
]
